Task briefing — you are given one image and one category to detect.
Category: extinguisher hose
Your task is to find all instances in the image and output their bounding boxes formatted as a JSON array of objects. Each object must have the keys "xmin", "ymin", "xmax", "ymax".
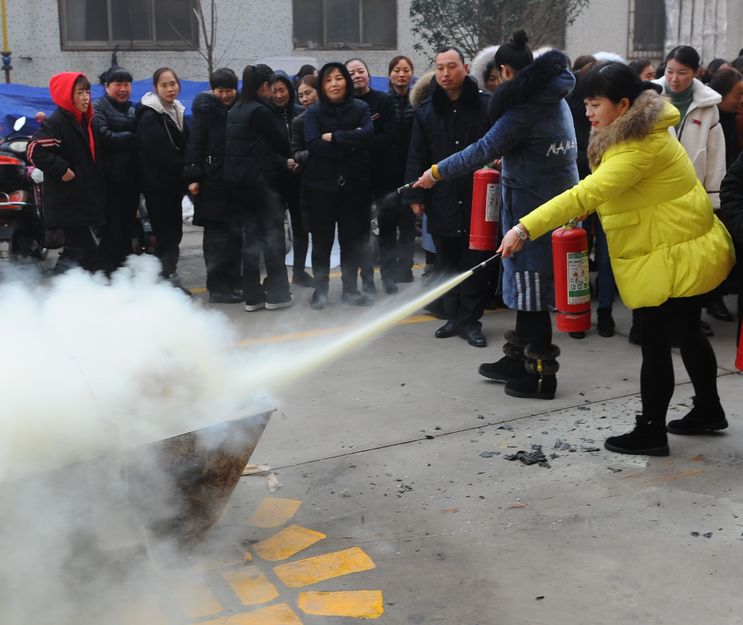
[{"xmin": 469, "ymin": 252, "xmax": 501, "ymax": 275}]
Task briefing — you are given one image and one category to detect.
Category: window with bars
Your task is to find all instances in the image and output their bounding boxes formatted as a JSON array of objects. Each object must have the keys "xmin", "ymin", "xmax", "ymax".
[
  {"xmin": 630, "ymin": 0, "xmax": 666, "ymax": 55},
  {"xmin": 293, "ymin": 0, "xmax": 397, "ymax": 50},
  {"xmin": 59, "ymin": 0, "xmax": 198, "ymax": 50}
]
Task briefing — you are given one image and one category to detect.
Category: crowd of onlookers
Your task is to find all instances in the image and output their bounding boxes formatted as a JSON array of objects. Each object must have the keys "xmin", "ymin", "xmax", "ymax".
[{"xmin": 24, "ymin": 41, "xmax": 743, "ymax": 340}]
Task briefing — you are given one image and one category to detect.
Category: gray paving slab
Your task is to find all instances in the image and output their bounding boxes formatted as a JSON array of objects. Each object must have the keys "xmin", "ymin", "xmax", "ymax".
[{"xmin": 174, "ymin": 226, "xmax": 743, "ymax": 624}]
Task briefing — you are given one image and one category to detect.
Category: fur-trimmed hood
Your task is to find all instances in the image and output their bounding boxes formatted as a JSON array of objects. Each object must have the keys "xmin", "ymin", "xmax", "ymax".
[
  {"xmin": 488, "ymin": 49, "xmax": 574, "ymax": 122},
  {"xmin": 587, "ymin": 89, "xmax": 679, "ymax": 170},
  {"xmin": 410, "ymin": 70, "xmax": 434, "ymax": 108},
  {"xmin": 470, "ymin": 45, "xmax": 499, "ymax": 90},
  {"xmin": 192, "ymin": 91, "xmax": 230, "ymax": 118}
]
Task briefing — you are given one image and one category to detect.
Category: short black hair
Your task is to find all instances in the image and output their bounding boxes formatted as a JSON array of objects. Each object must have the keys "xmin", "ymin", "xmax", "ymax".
[
  {"xmin": 710, "ymin": 67, "xmax": 743, "ymax": 97},
  {"xmin": 628, "ymin": 58, "xmax": 652, "ymax": 77},
  {"xmin": 583, "ymin": 61, "xmax": 661, "ymax": 103},
  {"xmin": 434, "ymin": 46, "xmax": 465, "ymax": 64},
  {"xmin": 100, "ymin": 65, "xmax": 133, "ymax": 85},
  {"xmin": 209, "ymin": 67, "xmax": 238, "ymax": 90}
]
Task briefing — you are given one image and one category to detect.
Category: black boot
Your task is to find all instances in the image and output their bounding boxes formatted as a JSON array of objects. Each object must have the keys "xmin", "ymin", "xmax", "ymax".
[
  {"xmin": 478, "ymin": 330, "xmax": 526, "ymax": 383},
  {"xmin": 597, "ymin": 308, "xmax": 615, "ymax": 337},
  {"xmin": 666, "ymin": 396, "xmax": 728, "ymax": 435},
  {"xmin": 604, "ymin": 416, "xmax": 669, "ymax": 456},
  {"xmin": 504, "ymin": 344, "xmax": 559, "ymax": 400}
]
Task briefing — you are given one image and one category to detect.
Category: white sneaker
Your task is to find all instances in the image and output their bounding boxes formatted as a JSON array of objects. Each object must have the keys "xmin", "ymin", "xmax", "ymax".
[{"xmin": 245, "ymin": 302, "xmax": 265, "ymax": 312}]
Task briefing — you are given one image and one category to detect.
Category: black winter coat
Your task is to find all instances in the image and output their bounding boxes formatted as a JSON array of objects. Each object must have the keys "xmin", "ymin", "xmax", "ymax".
[
  {"xmin": 388, "ymin": 89, "xmax": 415, "ymax": 185},
  {"xmin": 403, "ymin": 76, "xmax": 490, "ymax": 236},
  {"xmin": 223, "ymin": 100, "xmax": 289, "ymax": 188},
  {"xmin": 303, "ymin": 98, "xmax": 373, "ymax": 194},
  {"xmin": 291, "ymin": 112, "xmax": 309, "ymax": 165},
  {"xmin": 183, "ymin": 92, "xmax": 232, "ymax": 224},
  {"xmin": 136, "ymin": 104, "xmax": 188, "ymax": 195},
  {"xmin": 719, "ymin": 152, "xmax": 743, "ymax": 321},
  {"xmin": 92, "ymin": 94, "xmax": 138, "ymax": 188},
  {"xmin": 355, "ymin": 89, "xmax": 397, "ymax": 194},
  {"xmin": 28, "ymin": 108, "xmax": 105, "ymax": 229}
]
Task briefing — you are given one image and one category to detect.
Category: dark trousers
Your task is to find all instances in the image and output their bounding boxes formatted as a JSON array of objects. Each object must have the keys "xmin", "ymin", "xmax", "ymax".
[
  {"xmin": 143, "ymin": 189, "xmax": 183, "ymax": 277},
  {"xmin": 203, "ymin": 216, "xmax": 242, "ymax": 295},
  {"xmin": 514, "ymin": 309, "xmax": 553, "ymax": 350},
  {"xmin": 99, "ymin": 189, "xmax": 139, "ymax": 274},
  {"xmin": 55, "ymin": 225, "xmax": 99, "ymax": 274},
  {"xmin": 239, "ymin": 183, "xmax": 290, "ymax": 304},
  {"xmin": 433, "ymin": 234, "xmax": 492, "ymax": 329},
  {"xmin": 637, "ymin": 294, "xmax": 719, "ymax": 424},
  {"xmin": 286, "ymin": 181, "xmax": 309, "ymax": 272},
  {"xmin": 378, "ymin": 192, "xmax": 416, "ymax": 280},
  {"xmin": 306, "ymin": 187, "xmax": 371, "ymax": 293}
]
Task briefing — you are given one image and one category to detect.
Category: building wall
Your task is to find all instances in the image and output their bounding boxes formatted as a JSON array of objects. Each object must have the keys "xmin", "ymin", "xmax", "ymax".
[
  {"xmin": 564, "ymin": 0, "xmax": 630, "ymax": 60},
  {"xmin": 6, "ymin": 0, "xmax": 430, "ymax": 87}
]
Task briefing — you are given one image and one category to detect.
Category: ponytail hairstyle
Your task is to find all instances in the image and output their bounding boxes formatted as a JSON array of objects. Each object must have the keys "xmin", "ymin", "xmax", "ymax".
[
  {"xmin": 494, "ymin": 30, "xmax": 533, "ymax": 72},
  {"xmin": 665, "ymin": 45, "xmax": 701, "ymax": 71},
  {"xmin": 582, "ymin": 61, "xmax": 662, "ymax": 104},
  {"xmin": 239, "ymin": 63, "xmax": 273, "ymax": 104}
]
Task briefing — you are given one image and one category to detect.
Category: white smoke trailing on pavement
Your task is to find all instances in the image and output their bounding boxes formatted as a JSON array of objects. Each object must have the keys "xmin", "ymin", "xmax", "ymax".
[
  {"xmin": 0, "ymin": 255, "xmax": 267, "ymax": 483},
  {"xmin": 0, "ymin": 253, "xmax": 475, "ymax": 624}
]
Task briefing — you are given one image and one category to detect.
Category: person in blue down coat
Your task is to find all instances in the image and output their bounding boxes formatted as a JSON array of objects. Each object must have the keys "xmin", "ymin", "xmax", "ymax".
[{"xmin": 415, "ymin": 31, "xmax": 579, "ymax": 400}]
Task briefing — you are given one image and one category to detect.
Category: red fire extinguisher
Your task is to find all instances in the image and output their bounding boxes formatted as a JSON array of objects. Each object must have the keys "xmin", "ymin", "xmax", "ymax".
[
  {"xmin": 552, "ymin": 222, "xmax": 591, "ymax": 333},
  {"xmin": 469, "ymin": 168, "xmax": 500, "ymax": 251},
  {"xmin": 736, "ymin": 322, "xmax": 743, "ymax": 370}
]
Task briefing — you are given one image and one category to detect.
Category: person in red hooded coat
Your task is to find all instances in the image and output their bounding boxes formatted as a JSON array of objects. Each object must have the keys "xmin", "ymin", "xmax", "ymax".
[{"xmin": 28, "ymin": 72, "xmax": 105, "ymax": 273}]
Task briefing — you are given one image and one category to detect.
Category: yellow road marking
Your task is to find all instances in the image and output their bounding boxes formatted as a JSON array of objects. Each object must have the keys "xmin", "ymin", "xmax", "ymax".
[
  {"xmin": 173, "ymin": 583, "xmax": 224, "ymax": 619},
  {"xmin": 273, "ymin": 547, "xmax": 376, "ymax": 588},
  {"xmin": 248, "ymin": 497, "xmax": 303, "ymax": 528},
  {"xmin": 223, "ymin": 566, "xmax": 279, "ymax": 606},
  {"xmin": 253, "ymin": 524, "xmax": 327, "ymax": 562},
  {"xmin": 197, "ymin": 603, "xmax": 303, "ymax": 625},
  {"xmin": 298, "ymin": 590, "xmax": 384, "ymax": 619}
]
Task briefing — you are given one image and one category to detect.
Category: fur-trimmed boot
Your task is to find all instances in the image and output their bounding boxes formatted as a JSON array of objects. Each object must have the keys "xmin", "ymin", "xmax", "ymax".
[
  {"xmin": 478, "ymin": 330, "xmax": 527, "ymax": 383},
  {"xmin": 504, "ymin": 343, "xmax": 559, "ymax": 399}
]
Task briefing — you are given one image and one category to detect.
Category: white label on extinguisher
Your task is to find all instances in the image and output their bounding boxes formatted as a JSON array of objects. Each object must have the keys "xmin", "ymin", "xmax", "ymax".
[
  {"xmin": 566, "ymin": 251, "xmax": 590, "ymax": 305},
  {"xmin": 485, "ymin": 183, "xmax": 500, "ymax": 222}
]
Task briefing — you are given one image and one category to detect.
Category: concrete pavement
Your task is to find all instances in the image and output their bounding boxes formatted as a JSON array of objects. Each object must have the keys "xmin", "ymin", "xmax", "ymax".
[{"xmin": 171, "ymin": 226, "xmax": 743, "ymax": 624}]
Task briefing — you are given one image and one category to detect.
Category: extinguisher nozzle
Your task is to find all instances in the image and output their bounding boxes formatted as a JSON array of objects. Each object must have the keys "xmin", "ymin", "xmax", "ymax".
[
  {"xmin": 470, "ymin": 252, "xmax": 501, "ymax": 274},
  {"xmin": 396, "ymin": 182, "xmax": 414, "ymax": 194}
]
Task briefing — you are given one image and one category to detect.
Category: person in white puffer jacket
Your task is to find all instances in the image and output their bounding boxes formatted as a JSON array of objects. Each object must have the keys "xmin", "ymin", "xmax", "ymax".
[{"xmin": 654, "ymin": 45, "xmax": 726, "ymax": 209}]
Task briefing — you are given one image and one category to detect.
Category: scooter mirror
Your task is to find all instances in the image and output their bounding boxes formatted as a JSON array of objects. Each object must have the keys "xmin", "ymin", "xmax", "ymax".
[{"xmin": 13, "ymin": 116, "xmax": 27, "ymax": 132}]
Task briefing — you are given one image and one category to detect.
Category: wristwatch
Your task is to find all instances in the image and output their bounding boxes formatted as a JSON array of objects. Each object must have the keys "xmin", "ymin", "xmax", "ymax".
[{"xmin": 512, "ymin": 224, "xmax": 528, "ymax": 240}]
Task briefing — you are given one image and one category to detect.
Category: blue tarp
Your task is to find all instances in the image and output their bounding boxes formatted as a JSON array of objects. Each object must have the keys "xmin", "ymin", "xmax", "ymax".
[{"xmin": 0, "ymin": 75, "xmax": 392, "ymax": 137}]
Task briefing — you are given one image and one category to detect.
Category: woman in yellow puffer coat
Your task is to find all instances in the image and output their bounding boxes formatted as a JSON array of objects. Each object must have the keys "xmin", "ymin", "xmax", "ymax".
[{"xmin": 498, "ymin": 62, "xmax": 735, "ymax": 457}]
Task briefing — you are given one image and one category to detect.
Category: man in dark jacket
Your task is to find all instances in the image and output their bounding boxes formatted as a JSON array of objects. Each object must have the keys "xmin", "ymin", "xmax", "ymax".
[
  {"xmin": 404, "ymin": 47, "xmax": 491, "ymax": 347},
  {"xmin": 28, "ymin": 72, "xmax": 105, "ymax": 273},
  {"xmin": 93, "ymin": 65, "xmax": 138, "ymax": 274},
  {"xmin": 346, "ymin": 58, "xmax": 397, "ymax": 294},
  {"xmin": 184, "ymin": 68, "xmax": 242, "ymax": 304},
  {"xmin": 270, "ymin": 71, "xmax": 313, "ymax": 287}
]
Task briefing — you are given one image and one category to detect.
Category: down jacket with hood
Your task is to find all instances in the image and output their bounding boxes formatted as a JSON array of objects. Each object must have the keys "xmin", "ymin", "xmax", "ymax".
[
  {"xmin": 520, "ymin": 89, "xmax": 735, "ymax": 310},
  {"xmin": 28, "ymin": 72, "xmax": 105, "ymax": 229},
  {"xmin": 183, "ymin": 91, "xmax": 233, "ymax": 224},
  {"xmin": 435, "ymin": 50, "xmax": 579, "ymax": 311},
  {"xmin": 403, "ymin": 74, "xmax": 490, "ymax": 237},
  {"xmin": 136, "ymin": 91, "xmax": 187, "ymax": 194},
  {"xmin": 654, "ymin": 76, "xmax": 726, "ymax": 208},
  {"xmin": 302, "ymin": 62, "xmax": 373, "ymax": 193}
]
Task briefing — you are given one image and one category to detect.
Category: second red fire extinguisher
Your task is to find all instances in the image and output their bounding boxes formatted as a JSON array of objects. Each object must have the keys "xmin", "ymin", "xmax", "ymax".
[
  {"xmin": 469, "ymin": 168, "xmax": 500, "ymax": 251},
  {"xmin": 552, "ymin": 222, "xmax": 591, "ymax": 333}
]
